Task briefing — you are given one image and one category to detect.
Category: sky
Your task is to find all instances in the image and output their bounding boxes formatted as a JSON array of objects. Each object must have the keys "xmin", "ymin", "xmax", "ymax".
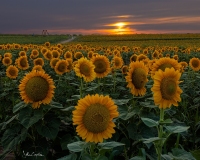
[{"xmin": 1, "ymin": 0, "xmax": 200, "ymax": 35}]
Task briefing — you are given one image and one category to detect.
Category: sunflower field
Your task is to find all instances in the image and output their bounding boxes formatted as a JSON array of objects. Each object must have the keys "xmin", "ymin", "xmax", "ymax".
[{"xmin": 0, "ymin": 34, "xmax": 200, "ymax": 160}]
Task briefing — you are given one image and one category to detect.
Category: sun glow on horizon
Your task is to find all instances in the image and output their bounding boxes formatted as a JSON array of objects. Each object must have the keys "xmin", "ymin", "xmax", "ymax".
[{"xmin": 105, "ymin": 22, "xmax": 134, "ymax": 34}]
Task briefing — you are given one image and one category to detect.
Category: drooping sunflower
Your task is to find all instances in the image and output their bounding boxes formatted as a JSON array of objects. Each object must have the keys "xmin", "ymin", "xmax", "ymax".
[
  {"xmin": 2, "ymin": 57, "xmax": 12, "ymax": 66},
  {"xmin": 91, "ymin": 55, "xmax": 111, "ymax": 78},
  {"xmin": 74, "ymin": 57, "xmax": 96, "ymax": 82},
  {"xmin": 72, "ymin": 94, "xmax": 119, "ymax": 143},
  {"xmin": 189, "ymin": 57, "xmax": 200, "ymax": 71},
  {"xmin": 151, "ymin": 57, "xmax": 181, "ymax": 78},
  {"xmin": 151, "ymin": 68, "xmax": 182, "ymax": 109},
  {"xmin": 125, "ymin": 61, "xmax": 148, "ymax": 96},
  {"xmin": 54, "ymin": 59, "xmax": 69, "ymax": 75},
  {"xmin": 111, "ymin": 56, "xmax": 124, "ymax": 69},
  {"xmin": 33, "ymin": 58, "xmax": 44, "ymax": 66},
  {"xmin": 6, "ymin": 65, "xmax": 19, "ymax": 79},
  {"xmin": 16, "ymin": 56, "xmax": 29, "ymax": 70},
  {"xmin": 19, "ymin": 70, "xmax": 55, "ymax": 109}
]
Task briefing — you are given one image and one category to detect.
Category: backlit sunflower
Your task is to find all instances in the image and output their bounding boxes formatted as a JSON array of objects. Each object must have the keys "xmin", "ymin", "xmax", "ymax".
[
  {"xmin": 151, "ymin": 68, "xmax": 182, "ymax": 109},
  {"xmin": 74, "ymin": 57, "xmax": 96, "ymax": 82},
  {"xmin": 189, "ymin": 57, "xmax": 200, "ymax": 71},
  {"xmin": 6, "ymin": 65, "xmax": 19, "ymax": 79},
  {"xmin": 33, "ymin": 58, "xmax": 44, "ymax": 66},
  {"xmin": 91, "ymin": 55, "xmax": 111, "ymax": 78},
  {"xmin": 2, "ymin": 57, "xmax": 12, "ymax": 66},
  {"xmin": 111, "ymin": 56, "xmax": 123, "ymax": 69},
  {"xmin": 19, "ymin": 70, "xmax": 55, "ymax": 109},
  {"xmin": 73, "ymin": 94, "xmax": 119, "ymax": 143},
  {"xmin": 125, "ymin": 61, "xmax": 148, "ymax": 96},
  {"xmin": 16, "ymin": 56, "xmax": 29, "ymax": 70},
  {"xmin": 44, "ymin": 42, "xmax": 51, "ymax": 47},
  {"xmin": 151, "ymin": 57, "xmax": 181, "ymax": 78},
  {"xmin": 54, "ymin": 59, "xmax": 69, "ymax": 75}
]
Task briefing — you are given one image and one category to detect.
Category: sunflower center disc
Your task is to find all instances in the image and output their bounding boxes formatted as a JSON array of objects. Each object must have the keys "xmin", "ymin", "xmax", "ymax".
[
  {"xmin": 83, "ymin": 103, "xmax": 110, "ymax": 133},
  {"xmin": 161, "ymin": 78, "xmax": 177, "ymax": 100},
  {"xmin": 94, "ymin": 60, "xmax": 106, "ymax": 73},
  {"xmin": 20, "ymin": 58, "xmax": 28, "ymax": 67},
  {"xmin": 158, "ymin": 63, "xmax": 173, "ymax": 71},
  {"xmin": 80, "ymin": 63, "xmax": 90, "ymax": 76},
  {"xmin": 25, "ymin": 76, "xmax": 49, "ymax": 102},
  {"xmin": 131, "ymin": 68, "xmax": 147, "ymax": 89},
  {"xmin": 9, "ymin": 68, "xmax": 17, "ymax": 76},
  {"xmin": 192, "ymin": 60, "xmax": 199, "ymax": 68},
  {"xmin": 58, "ymin": 62, "xmax": 67, "ymax": 72}
]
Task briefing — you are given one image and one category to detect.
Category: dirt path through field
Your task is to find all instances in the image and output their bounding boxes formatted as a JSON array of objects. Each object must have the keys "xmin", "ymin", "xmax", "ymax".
[{"xmin": 59, "ymin": 36, "xmax": 76, "ymax": 44}]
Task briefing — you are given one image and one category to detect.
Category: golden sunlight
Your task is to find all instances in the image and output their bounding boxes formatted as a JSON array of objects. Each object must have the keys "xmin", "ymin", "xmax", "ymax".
[{"xmin": 105, "ymin": 22, "xmax": 134, "ymax": 34}]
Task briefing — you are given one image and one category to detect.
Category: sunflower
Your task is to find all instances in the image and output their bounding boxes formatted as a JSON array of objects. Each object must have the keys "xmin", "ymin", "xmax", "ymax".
[
  {"xmin": 6, "ymin": 65, "xmax": 19, "ymax": 79},
  {"xmin": 16, "ymin": 56, "xmax": 29, "ymax": 70},
  {"xmin": 19, "ymin": 70, "xmax": 55, "ymax": 109},
  {"xmin": 33, "ymin": 58, "xmax": 44, "ymax": 66},
  {"xmin": 91, "ymin": 55, "xmax": 111, "ymax": 78},
  {"xmin": 152, "ymin": 50, "xmax": 159, "ymax": 59},
  {"xmin": 87, "ymin": 51, "xmax": 94, "ymax": 59},
  {"xmin": 130, "ymin": 54, "xmax": 138, "ymax": 62},
  {"xmin": 173, "ymin": 55, "xmax": 179, "ymax": 61},
  {"xmin": 64, "ymin": 51, "xmax": 72, "ymax": 59},
  {"xmin": 43, "ymin": 50, "xmax": 53, "ymax": 60},
  {"xmin": 31, "ymin": 49, "xmax": 39, "ymax": 58},
  {"xmin": 151, "ymin": 57, "xmax": 181, "ymax": 78},
  {"xmin": 121, "ymin": 65, "xmax": 129, "ymax": 75},
  {"xmin": 4, "ymin": 52, "xmax": 12, "ymax": 58},
  {"xmin": 74, "ymin": 52, "xmax": 83, "ymax": 59},
  {"xmin": 32, "ymin": 65, "xmax": 45, "ymax": 72},
  {"xmin": 52, "ymin": 50, "xmax": 61, "ymax": 58},
  {"xmin": 180, "ymin": 61, "xmax": 188, "ymax": 69},
  {"xmin": 41, "ymin": 47, "xmax": 48, "ymax": 55},
  {"xmin": 2, "ymin": 57, "xmax": 12, "ymax": 66},
  {"xmin": 111, "ymin": 56, "xmax": 123, "ymax": 69},
  {"xmin": 74, "ymin": 57, "xmax": 96, "ymax": 82},
  {"xmin": 66, "ymin": 58, "xmax": 73, "ymax": 71},
  {"xmin": 125, "ymin": 61, "xmax": 148, "ymax": 96},
  {"xmin": 19, "ymin": 51, "xmax": 27, "ymax": 57},
  {"xmin": 54, "ymin": 59, "xmax": 69, "ymax": 75},
  {"xmin": 44, "ymin": 42, "xmax": 51, "ymax": 47},
  {"xmin": 189, "ymin": 57, "xmax": 200, "ymax": 71},
  {"xmin": 72, "ymin": 94, "xmax": 119, "ymax": 143},
  {"xmin": 50, "ymin": 58, "xmax": 59, "ymax": 69},
  {"xmin": 151, "ymin": 68, "xmax": 182, "ymax": 109},
  {"xmin": 137, "ymin": 54, "xmax": 148, "ymax": 62}
]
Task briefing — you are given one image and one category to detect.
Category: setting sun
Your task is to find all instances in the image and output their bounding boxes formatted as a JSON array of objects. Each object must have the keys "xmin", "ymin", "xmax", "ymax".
[{"xmin": 104, "ymin": 22, "xmax": 134, "ymax": 34}]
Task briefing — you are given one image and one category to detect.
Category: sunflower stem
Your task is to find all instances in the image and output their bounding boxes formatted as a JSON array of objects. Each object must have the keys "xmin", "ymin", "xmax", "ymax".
[
  {"xmin": 80, "ymin": 78, "xmax": 84, "ymax": 98},
  {"xmin": 113, "ymin": 69, "xmax": 116, "ymax": 93},
  {"xmin": 157, "ymin": 108, "xmax": 165, "ymax": 160}
]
